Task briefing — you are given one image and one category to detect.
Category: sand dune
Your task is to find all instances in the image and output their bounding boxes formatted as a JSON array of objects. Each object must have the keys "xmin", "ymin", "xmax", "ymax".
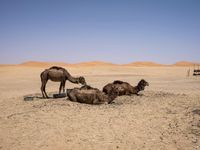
[
  {"xmin": 19, "ymin": 61, "xmax": 115, "ymax": 67},
  {"xmin": 172, "ymin": 61, "xmax": 200, "ymax": 67},
  {"xmin": 3, "ymin": 61, "xmax": 198, "ymax": 68},
  {"xmin": 19, "ymin": 61, "xmax": 116, "ymax": 69},
  {"xmin": 125, "ymin": 61, "xmax": 164, "ymax": 67},
  {"xmin": 0, "ymin": 64, "xmax": 16, "ymax": 67},
  {"xmin": 74, "ymin": 61, "xmax": 115, "ymax": 66},
  {"xmin": 20, "ymin": 61, "xmax": 71, "ymax": 67}
]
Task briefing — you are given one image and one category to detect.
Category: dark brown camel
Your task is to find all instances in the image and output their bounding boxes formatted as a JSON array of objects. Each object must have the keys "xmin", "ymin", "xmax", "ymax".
[
  {"xmin": 40, "ymin": 66, "xmax": 86, "ymax": 98},
  {"xmin": 67, "ymin": 85, "xmax": 118, "ymax": 104},
  {"xmin": 103, "ymin": 79, "xmax": 149, "ymax": 96}
]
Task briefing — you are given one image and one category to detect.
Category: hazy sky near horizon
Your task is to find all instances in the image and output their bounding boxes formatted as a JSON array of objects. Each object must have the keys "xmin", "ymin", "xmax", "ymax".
[{"xmin": 0, "ymin": 0, "xmax": 200, "ymax": 64}]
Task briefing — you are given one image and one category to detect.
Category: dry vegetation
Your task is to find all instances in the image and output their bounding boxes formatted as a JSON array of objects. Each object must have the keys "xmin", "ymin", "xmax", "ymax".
[{"xmin": 0, "ymin": 64, "xmax": 200, "ymax": 150}]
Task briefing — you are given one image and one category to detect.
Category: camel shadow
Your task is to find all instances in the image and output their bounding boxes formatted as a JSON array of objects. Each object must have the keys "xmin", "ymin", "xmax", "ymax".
[
  {"xmin": 24, "ymin": 95, "xmax": 49, "ymax": 101},
  {"xmin": 23, "ymin": 92, "xmax": 67, "ymax": 101}
]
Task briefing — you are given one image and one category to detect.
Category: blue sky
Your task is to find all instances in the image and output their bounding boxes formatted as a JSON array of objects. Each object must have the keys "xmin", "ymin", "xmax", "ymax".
[{"xmin": 0, "ymin": 0, "xmax": 200, "ymax": 64}]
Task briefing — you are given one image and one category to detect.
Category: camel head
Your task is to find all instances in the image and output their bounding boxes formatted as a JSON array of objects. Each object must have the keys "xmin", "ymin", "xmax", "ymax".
[
  {"xmin": 78, "ymin": 76, "xmax": 86, "ymax": 85},
  {"xmin": 137, "ymin": 79, "xmax": 149, "ymax": 91}
]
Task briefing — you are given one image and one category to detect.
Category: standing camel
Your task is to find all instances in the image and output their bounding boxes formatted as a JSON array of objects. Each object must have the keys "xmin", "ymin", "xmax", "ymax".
[{"xmin": 40, "ymin": 66, "xmax": 86, "ymax": 98}]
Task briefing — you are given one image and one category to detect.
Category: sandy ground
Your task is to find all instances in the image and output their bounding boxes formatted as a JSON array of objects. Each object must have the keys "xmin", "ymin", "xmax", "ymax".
[{"xmin": 0, "ymin": 66, "xmax": 200, "ymax": 150}]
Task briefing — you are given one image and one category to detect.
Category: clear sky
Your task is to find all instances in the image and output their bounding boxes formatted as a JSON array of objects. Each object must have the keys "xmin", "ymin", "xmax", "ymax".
[{"xmin": 0, "ymin": 0, "xmax": 200, "ymax": 64}]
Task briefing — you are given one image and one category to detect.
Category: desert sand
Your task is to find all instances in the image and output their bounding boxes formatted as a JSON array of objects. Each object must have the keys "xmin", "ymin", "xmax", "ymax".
[{"xmin": 0, "ymin": 63, "xmax": 200, "ymax": 150}]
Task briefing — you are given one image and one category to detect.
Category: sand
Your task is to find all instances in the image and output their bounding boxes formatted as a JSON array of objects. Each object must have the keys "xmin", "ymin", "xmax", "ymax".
[{"xmin": 0, "ymin": 65, "xmax": 200, "ymax": 150}]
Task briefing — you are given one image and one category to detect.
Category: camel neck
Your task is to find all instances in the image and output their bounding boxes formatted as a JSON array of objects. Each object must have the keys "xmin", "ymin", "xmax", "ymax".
[
  {"xmin": 107, "ymin": 93, "xmax": 117, "ymax": 104},
  {"xmin": 67, "ymin": 74, "xmax": 79, "ymax": 84},
  {"xmin": 132, "ymin": 86, "xmax": 140, "ymax": 94}
]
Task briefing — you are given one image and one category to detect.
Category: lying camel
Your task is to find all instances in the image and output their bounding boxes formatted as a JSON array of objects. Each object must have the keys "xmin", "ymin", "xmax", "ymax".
[
  {"xmin": 67, "ymin": 85, "xmax": 118, "ymax": 104},
  {"xmin": 40, "ymin": 66, "xmax": 86, "ymax": 98},
  {"xmin": 103, "ymin": 79, "xmax": 149, "ymax": 96}
]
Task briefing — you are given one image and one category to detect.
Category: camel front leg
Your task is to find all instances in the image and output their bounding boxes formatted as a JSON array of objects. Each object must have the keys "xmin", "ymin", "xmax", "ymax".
[
  {"xmin": 62, "ymin": 80, "xmax": 66, "ymax": 93},
  {"xmin": 68, "ymin": 93, "xmax": 77, "ymax": 102},
  {"xmin": 93, "ymin": 95, "xmax": 104, "ymax": 105},
  {"xmin": 59, "ymin": 82, "xmax": 63, "ymax": 94},
  {"xmin": 93, "ymin": 99, "xmax": 105, "ymax": 105}
]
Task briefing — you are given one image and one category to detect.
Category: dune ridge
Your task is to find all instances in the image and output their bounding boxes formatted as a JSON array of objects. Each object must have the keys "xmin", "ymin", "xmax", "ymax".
[
  {"xmin": 74, "ymin": 61, "xmax": 115, "ymax": 66},
  {"xmin": 125, "ymin": 61, "xmax": 165, "ymax": 67},
  {"xmin": 20, "ymin": 61, "xmax": 71, "ymax": 67},
  {"xmin": 1, "ymin": 60, "xmax": 200, "ymax": 67},
  {"xmin": 172, "ymin": 61, "xmax": 200, "ymax": 67}
]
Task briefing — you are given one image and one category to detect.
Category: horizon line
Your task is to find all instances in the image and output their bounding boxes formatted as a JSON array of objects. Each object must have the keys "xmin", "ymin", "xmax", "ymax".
[{"xmin": 0, "ymin": 60, "xmax": 200, "ymax": 66}]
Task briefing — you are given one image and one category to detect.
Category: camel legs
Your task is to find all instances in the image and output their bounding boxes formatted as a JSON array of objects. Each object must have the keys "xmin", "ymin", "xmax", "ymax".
[
  {"xmin": 59, "ymin": 80, "xmax": 66, "ymax": 94},
  {"xmin": 93, "ymin": 95, "xmax": 105, "ymax": 105},
  {"xmin": 108, "ymin": 98, "xmax": 115, "ymax": 104},
  {"xmin": 62, "ymin": 81, "xmax": 66, "ymax": 93},
  {"xmin": 67, "ymin": 93, "xmax": 77, "ymax": 102},
  {"xmin": 41, "ymin": 82, "xmax": 45, "ymax": 98},
  {"xmin": 59, "ymin": 82, "xmax": 63, "ymax": 94},
  {"xmin": 93, "ymin": 99, "xmax": 104, "ymax": 105},
  {"xmin": 44, "ymin": 83, "xmax": 49, "ymax": 98},
  {"xmin": 41, "ymin": 79, "xmax": 49, "ymax": 98}
]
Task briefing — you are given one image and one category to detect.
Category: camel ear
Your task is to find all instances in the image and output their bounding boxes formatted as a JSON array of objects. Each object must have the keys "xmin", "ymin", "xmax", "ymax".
[{"xmin": 138, "ymin": 85, "xmax": 145, "ymax": 91}]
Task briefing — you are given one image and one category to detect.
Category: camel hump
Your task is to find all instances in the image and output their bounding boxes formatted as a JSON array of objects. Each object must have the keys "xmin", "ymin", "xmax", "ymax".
[
  {"xmin": 80, "ymin": 85, "xmax": 93, "ymax": 90},
  {"xmin": 49, "ymin": 66, "xmax": 65, "ymax": 70},
  {"xmin": 113, "ymin": 80, "xmax": 124, "ymax": 84}
]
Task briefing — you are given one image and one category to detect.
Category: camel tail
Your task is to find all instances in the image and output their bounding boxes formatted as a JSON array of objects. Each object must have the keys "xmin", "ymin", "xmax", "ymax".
[
  {"xmin": 40, "ymin": 70, "xmax": 47, "ymax": 81},
  {"xmin": 40, "ymin": 71, "xmax": 44, "ymax": 81}
]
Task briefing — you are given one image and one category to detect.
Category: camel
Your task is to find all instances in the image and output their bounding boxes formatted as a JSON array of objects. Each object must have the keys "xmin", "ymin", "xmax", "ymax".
[
  {"xmin": 67, "ymin": 85, "xmax": 118, "ymax": 104},
  {"xmin": 40, "ymin": 66, "xmax": 86, "ymax": 98},
  {"xmin": 103, "ymin": 79, "xmax": 149, "ymax": 96}
]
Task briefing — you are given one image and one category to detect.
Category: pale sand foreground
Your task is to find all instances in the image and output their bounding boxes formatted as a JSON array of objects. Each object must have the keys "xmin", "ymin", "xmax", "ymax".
[{"xmin": 0, "ymin": 66, "xmax": 200, "ymax": 150}]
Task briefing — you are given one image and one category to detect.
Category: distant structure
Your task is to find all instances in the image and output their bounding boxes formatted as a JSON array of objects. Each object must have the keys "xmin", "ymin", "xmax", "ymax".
[
  {"xmin": 187, "ymin": 68, "xmax": 190, "ymax": 77},
  {"xmin": 193, "ymin": 64, "xmax": 200, "ymax": 76}
]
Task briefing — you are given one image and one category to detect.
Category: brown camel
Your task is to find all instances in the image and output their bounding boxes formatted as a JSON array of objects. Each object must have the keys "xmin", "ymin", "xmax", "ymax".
[
  {"xmin": 103, "ymin": 79, "xmax": 149, "ymax": 96},
  {"xmin": 40, "ymin": 66, "xmax": 86, "ymax": 98},
  {"xmin": 67, "ymin": 85, "xmax": 118, "ymax": 104}
]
